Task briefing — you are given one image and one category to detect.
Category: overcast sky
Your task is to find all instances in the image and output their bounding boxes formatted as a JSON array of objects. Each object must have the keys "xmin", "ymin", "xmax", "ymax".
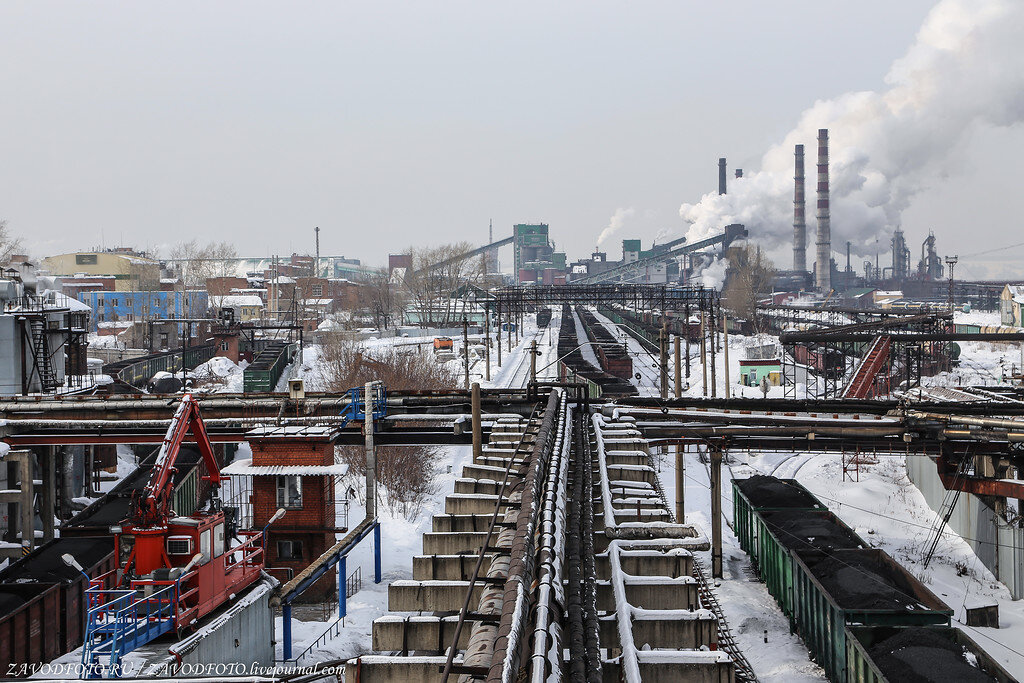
[{"xmin": 1, "ymin": 1, "xmax": 1022, "ymax": 279}]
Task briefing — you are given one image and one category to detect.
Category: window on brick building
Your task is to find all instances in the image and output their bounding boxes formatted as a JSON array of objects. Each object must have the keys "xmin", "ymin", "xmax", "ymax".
[
  {"xmin": 277, "ymin": 476, "xmax": 303, "ymax": 509},
  {"xmin": 311, "ymin": 284, "xmax": 323, "ymax": 297},
  {"xmin": 277, "ymin": 540, "xmax": 303, "ymax": 560}
]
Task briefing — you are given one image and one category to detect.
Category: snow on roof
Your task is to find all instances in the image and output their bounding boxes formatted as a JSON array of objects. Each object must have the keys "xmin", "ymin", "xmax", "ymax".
[
  {"xmin": 42, "ymin": 290, "xmax": 92, "ymax": 312},
  {"xmin": 211, "ymin": 295, "xmax": 264, "ymax": 308},
  {"xmin": 160, "ymin": 278, "xmax": 179, "ymax": 284},
  {"xmin": 221, "ymin": 458, "xmax": 349, "ymax": 477},
  {"xmin": 1005, "ymin": 284, "xmax": 1024, "ymax": 297},
  {"xmin": 301, "ymin": 298, "xmax": 334, "ymax": 306}
]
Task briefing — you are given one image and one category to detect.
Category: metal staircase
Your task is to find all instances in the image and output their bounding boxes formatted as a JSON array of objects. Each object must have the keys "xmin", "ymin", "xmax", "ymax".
[
  {"xmin": 81, "ymin": 582, "xmax": 181, "ymax": 678},
  {"xmin": 842, "ymin": 334, "xmax": 891, "ymax": 399},
  {"xmin": 29, "ymin": 316, "xmax": 59, "ymax": 390}
]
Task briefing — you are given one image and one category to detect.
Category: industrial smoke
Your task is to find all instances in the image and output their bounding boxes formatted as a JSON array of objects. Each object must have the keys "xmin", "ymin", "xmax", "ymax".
[
  {"xmin": 678, "ymin": 0, "xmax": 1024, "ymax": 259},
  {"xmin": 596, "ymin": 207, "xmax": 636, "ymax": 248}
]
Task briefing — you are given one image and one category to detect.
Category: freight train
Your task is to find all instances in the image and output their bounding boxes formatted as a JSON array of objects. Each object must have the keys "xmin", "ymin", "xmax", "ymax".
[
  {"xmin": 556, "ymin": 305, "xmax": 637, "ymax": 398},
  {"xmin": 733, "ymin": 475, "xmax": 1011, "ymax": 682}
]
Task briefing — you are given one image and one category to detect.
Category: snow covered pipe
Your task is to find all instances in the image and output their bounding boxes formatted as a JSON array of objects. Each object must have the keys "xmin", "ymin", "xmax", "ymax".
[
  {"xmin": 529, "ymin": 400, "xmax": 572, "ymax": 683},
  {"xmin": 488, "ymin": 390, "xmax": 563, "ymax": 683}
]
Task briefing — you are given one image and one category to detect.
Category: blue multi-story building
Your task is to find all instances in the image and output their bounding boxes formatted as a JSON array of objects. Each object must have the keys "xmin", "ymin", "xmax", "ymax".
[{"xmin": 79, "ymin": 290, "xmax": 209, "ymax": 331}]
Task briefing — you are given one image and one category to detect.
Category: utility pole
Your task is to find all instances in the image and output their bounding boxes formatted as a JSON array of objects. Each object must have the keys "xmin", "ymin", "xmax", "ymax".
[
  {"xmin": 723, "ymin": 314, "xmax": 730, "ymax": 399},
  {"xmin": 946, "ymin": 255, "xmax": 958, "ymax": 310},
  {"xmin": 674, "ymin": 336, "xmax": 681, "ymax": 398},
  {"xmin": 484, "ymin": 308, "xmax": 491, "ymax": 382},
  {"xmin": 462, "ymin": 317, "xmax": 471, "ymax": 390},
  {"xmin": 315, "ymin": 226, "xmax": 320, "ymax": 276},
  {"xmin": 659, "ymin": 322, "xmax": 669, "ymax": 399},
  {"xmin": 700, "ymin": 313, "xmax": 708, "ymax": 397},
  {"xmin": 496, "ymin": 302, "xmax": 502, "ymax": 366},
  {"xmin": 710, "ymin": 444, "xmax": 723, "ymax": 578},
  {"xmin": 530, "ymin": 339, "xmax": 538, "ymax": 383},
  {"xmin": 685, "ymin": 303, "xmax": 691, "ymax": 379},
  {"xmin": 709, "ymin": 305, "xmax": 717, "ymax": 398},
  {"xmin": 675, "ymin": 443, "xmax": 685, "ymax": 523},
  {"xmin": 471, "ymin": 382, "xmax": 483, "ymax": 461},
  {"xmin": 364, "ymin": 382, "xmax": 377, "ymax": 520}
]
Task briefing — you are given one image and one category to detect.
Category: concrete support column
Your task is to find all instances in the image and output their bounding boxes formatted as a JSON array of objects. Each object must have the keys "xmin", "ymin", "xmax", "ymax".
[
  {"xmin": 710, "ymin": 445, "xmax": 723, "ymax": 579},
  {"xmin": 41, "ymin": 447, "xmax": 56, "ymax": 543},
  {"xmin": 471, "ymin": 382, "xmax": 483, "ymax": 462}
]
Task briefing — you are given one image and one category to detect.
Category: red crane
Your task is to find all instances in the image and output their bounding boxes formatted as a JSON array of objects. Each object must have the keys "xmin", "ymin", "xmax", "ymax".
[{"xmin": 81, "ymin": 394, "xmax": 271, "ymax": 677}]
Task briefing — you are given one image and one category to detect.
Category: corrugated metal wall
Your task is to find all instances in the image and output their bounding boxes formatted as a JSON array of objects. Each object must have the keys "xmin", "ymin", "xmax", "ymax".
[{"xmin": 907, "ymin": 455, "xmax": 1024, "ymax": 599}]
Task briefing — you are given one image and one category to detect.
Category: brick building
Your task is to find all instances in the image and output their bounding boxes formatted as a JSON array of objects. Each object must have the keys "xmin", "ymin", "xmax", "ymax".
[{"xmin": 223, "ymin": 426, "xmax": 349, "ymax": 600}]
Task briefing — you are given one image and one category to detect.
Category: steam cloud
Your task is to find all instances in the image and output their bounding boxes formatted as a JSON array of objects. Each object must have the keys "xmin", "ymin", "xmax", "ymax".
[
  {"xmin": 678, "ymin": 0, "xmax": 1024, "ymax": 260},
  {"xmin": 597, "ymin": 207, "xmax": 636, "ymax": 248}
]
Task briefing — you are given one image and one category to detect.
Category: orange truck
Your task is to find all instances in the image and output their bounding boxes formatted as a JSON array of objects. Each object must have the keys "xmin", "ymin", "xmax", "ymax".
[{"xmin": 433, "ymin": 337, "xmax": 454, "ymax": 352}]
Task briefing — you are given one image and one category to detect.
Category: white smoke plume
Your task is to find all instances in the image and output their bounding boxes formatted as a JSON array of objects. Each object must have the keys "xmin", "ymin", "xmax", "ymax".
[
  {"xmin": 597, "ymin": 207, "xmax": 636, "ymax": 249},
  {"xmin": 698, "ymin": 256, "xmax": 729, "ymax": 290},
  {"xmin": 679, "ymin": 0, "xmax": 1024, "ymax": 259}
]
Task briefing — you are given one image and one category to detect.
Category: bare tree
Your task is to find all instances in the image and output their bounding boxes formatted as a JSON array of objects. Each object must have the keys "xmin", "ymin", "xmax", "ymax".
[
  {"xmin": 722, "ymin": 244, "xmax": 775, "ymax": 328},
  {"xmin": 366, "ymin": 270, "xmax": 405, "ymax": 331},
  {"xmin": 404, "ymin": 242, "xmax": 483, "ymax": 327},
  {"xmin": 0, "ymin": 220, "xmax": 23, "ymax": 266},
  {"xmin": 169, "ymin": 239, "xmax": 238, "ymax": 289},
  {"xmin": 318, "ymin": 334, "xmax": 458, "ymax": 518}
]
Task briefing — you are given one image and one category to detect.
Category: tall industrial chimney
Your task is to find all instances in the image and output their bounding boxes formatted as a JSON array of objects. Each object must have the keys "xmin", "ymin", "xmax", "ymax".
[
  {"xmin": 793, "ymin": 144, "xmax": 806, "ymax": 272},
  {"xmin": 735, "ymin": 169, "xmax": 743, "ymax": 179},
  {"xmin": 718, "ymin": 158, "xmax": 727, "ymax": 195},
  {"xmin": 815, "ymin": 129, "xmax": 831, "ymax": 292}
]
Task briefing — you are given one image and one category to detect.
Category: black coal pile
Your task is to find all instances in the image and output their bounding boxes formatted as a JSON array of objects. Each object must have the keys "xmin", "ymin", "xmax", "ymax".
[
  {"xmin": 737, "ymin": 475, "xmax": 819, "ymax": 509},
  {"xmin": 868, "ymin": 628, "xmax": 994, "ymax": 683},
  {"xmin": 0, "ymin": 537, "xmax": 114, "ymax": 583},
  {"xmin": 70, "ymin": 496, "xmax": 132, "ymax": 528},
  {"xmin": 762, "ymin": 510, "xmax": 863, "ymax": 552},
  {"xmin": 807, "ymin": 553, "xmax": 921, "ymax": 611},
  {"xmin": 0, "ymin": 591, "xmax": 27, "ymax": 613}
]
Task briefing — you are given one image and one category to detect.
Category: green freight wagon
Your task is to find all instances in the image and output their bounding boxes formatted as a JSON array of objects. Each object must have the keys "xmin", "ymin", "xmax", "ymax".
[
  {"xmin": 755, "ymin": 508, "xmax": 865, "ymax": 621},
  {"xmin": 732, "ymin": 475, "xmax": 825, "ymax": 561},
  {"xmin": 845, "ymin": 625, "xmax": 1011, "ymax": 683},
  {"xmin": 243, "ymin": 341, "xmax": 296, "ymax": 392},
  {"xmin": 791, "ymin": 548, "xmax": 952, "ymax": 683}
]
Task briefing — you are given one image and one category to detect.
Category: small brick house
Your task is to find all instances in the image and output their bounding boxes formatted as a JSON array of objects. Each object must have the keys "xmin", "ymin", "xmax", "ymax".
[{"xmin": 223, "ymin": 425, "xmax": 348, "ymax": 600}]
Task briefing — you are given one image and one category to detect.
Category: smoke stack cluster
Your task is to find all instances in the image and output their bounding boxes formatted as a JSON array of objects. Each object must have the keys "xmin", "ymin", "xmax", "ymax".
[
  {"xmin": 793, "ymin": 144, "xmax": 806, "ymax": 272},
  {"xmin": 718, "ymin": 158, "xmax": 727, "ymax": 195},
  {"xmin": 815, "ymin": 128, "xmax": 831, "ymax": 291}
]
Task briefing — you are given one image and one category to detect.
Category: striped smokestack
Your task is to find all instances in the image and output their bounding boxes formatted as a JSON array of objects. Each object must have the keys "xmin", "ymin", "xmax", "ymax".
[
  {"xmin": 815, "ymin": 128, "xmax": 831, "ymax": 291},
  {"xmin": 793, "ymin": 144, "xmax": 806, "ymax": 272},
  {"xmin": 718, "ymin": 158, "xmax": 727, "ymax": 195}
]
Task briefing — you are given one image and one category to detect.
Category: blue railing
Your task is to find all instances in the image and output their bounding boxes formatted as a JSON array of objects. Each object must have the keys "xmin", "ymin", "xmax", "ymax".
[
  {"xmin": 81, "ymin": 582, "xmax": 179, "ymax": 678},
  {"xmin": 338, "ymin": 383, "xmax": 387, "ymax": 427}
]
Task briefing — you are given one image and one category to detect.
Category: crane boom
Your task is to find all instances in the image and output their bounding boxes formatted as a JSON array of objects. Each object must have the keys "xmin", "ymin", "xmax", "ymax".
[{"xmin": 136, "ymin": 393, "xmax": 222, "ymax": 527}]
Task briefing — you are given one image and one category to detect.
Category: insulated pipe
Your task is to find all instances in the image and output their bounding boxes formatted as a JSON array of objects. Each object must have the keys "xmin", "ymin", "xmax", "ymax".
[
  {"xmin": 910, "ymin": 411, "xmax": 1024, "ymax": 431},
  {"xmin": 529, "ymin": 399, "xmax": 571, "ymax": 683}
]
